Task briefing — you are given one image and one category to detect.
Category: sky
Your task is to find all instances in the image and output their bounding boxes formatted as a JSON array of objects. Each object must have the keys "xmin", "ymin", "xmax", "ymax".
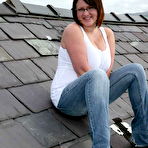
[{"xmin": 0, "ymin": 0, "xmax": 147, "ymax": 14}]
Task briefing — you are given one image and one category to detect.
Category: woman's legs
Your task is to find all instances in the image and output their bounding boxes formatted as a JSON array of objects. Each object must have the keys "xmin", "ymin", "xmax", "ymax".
[
  {"xmin": 109, "ymin": 63, "xmax": 148, "ymax": 147},
  {"xmin": 57, "ymin": 69, "xmax": 110, "ymax": 148}
]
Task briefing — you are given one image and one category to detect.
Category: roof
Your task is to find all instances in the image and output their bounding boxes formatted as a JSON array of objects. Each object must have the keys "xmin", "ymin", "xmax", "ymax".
[{"xmin": 0, "ymin": 0, "xmax": 147, "ymax": 148}]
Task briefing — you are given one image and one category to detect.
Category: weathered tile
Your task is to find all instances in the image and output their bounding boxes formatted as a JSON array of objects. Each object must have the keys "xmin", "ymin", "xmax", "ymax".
[
  {"xmin": 125, "ymin": 54, "xmax": 148, "ymax": 68},
  {"xmin": 0, "ymin": 3, "xmax": 15, "ymax": 15},
  {"xmin": 32, "ymin": 56, "xmax": 58, "ymax": 79},
  {"xmin": 127, "ymin": 14, "xmax": 147, "ymax": 23},
  {"xmin": 122, "ymin": 32, "xmax": 140, "ymax": 42},
  {"xmin": 104, "ymin": 13, "xmax": 118, "ymax": 22},
  {"xmin": 137, "ymin": 53, "xmax": 148, "ymax": 63},
  {"xmin": 5, "ymin": 0, "xmax": 29, "ymax": 14},
  {"xmin": 17, "ymin": 111, "xmax": 77, "ymax": 147},
  {"xmin": 0, "ymin": 89, "xmax": 29, "ymax": 121},
  {"xmin": 115, "ymin": 43, "xmax": 128, "ymax": 54},
  {"xmin": 0, "ymin": 47, "xmax": 13, "ymax": 62},
  {"xmin": 139, "ymin": 26, "xmax": 148, "ymax": 33},
  {"xmin": 23, "ymin": 3, "xmax": 56, "ymax": 16},
  {"xmin": 51, "ymin": 108, "xmax": 89, "ymax": 137},
  {"xmin": 112, "ymin": 61, "xmax": 121, "ymax": 71},
  {"xmin": 130, "ymin": 42, "xmax": 148, "ymax": 53},
  {"xmin": 107, "ymin": 25, "xmax": 122, "ymax": 32},
  {"xmin": 4, "ymin": 16, "xmax": 53, "ymax": 28},
  {"xmin": 52, "ymin": 7, "xmax": 72, "ymax": 18},
  {"xmin": 132, "ymin": 32, "xmax": 148, "ymax": 42},
  {"xmin": 0, "ymin": 40, "xmax": 39, "ymax": 60},
  {"xmin": 115, "ymin": 55, "xmax": 131, "ymax": 66},
  {"xmin": 115, "ymin": 14, "xmax": 133, "ymax": 22},
  {"xmin": 114, "ymin": 32, "xmax": 129, "ymax": 42},
  {"xmin": 0, "ymin": 63, "xmax": 22, "ymax": 88},
  {"xmin": 4, "ymin": 60, "xmax": 49, "ymax": 84},
  {"xmin": 0, "ymin": 17, "xmax": 6, "ymax": 22},
  {"xmin": 9, "ymin": 81, "xmax": 52, "ymax": 112},
  {"xmin": 26, "ymin": 39, "xmax": 59, "ymax": 55},
  {"xmin": 117, "ymin": 42, "xmax": 139, "ymax": 53},
  {"xmin": 24, "ymin": 24, "xmax": 59, "ymax": 40},
  {"xmin": 47, "ymin": 20, "xmax": 68, "ymax": 27},
  {"xmin": 0, "ymin": 23, "xmax": 35, "ymax": 39},
  {"xmin": 119, "ymin": 25, "xmax": 142, "ymax": 32},
  {"xmin": 0, "ymin": 120, "xmax": 45, "ymax": 148},
  {"xmin": 110, "ymin": 99, "xmax": 131, "ymax": 119},
  {"xmin": 0, "ymin": 29, "xmax": 9, "ymax": 40}
]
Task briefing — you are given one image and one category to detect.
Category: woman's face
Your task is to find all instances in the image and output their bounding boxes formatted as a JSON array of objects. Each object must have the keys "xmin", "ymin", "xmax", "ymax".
[{"xmin": 76, "ymin": 0, "xmax": 98, "ymax": 28}]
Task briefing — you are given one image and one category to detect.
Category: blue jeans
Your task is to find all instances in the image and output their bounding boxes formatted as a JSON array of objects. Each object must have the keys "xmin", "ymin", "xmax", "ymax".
[{"xmin": 57, "ymin": 63, "xmax": 148, "ymax": 148}]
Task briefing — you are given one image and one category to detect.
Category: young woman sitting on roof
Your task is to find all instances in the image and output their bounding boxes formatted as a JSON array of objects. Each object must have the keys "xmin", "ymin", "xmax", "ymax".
[{"xmin": 50, "ymin": 0, "xmax": 148, "ymax": 147}]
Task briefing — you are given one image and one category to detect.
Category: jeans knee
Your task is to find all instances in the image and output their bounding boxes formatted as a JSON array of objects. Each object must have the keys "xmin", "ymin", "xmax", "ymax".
[{"xmin": 87, "ymin": 69, "xmax": 109, "ymax": 85}]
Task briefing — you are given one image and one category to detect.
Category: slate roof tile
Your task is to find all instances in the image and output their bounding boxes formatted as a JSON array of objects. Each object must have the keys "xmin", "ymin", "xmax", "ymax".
[
  {"xmin": 9, "ymin": 81, "xmax": 52, "ymax": 112},
  {"xmin": 17, "ymin": 111, "xmax": 77, "ymax": 147},
  {"xmin": 3, "ymin": 60, "xmax": 49, "ymax": 84},
  {"xmin": 0, "ymin": 0, "xmax": 147, "ymax": 148},
  {"xmin": 0, "ymin": 89, "xmax": 29, "ymax": 121},
  {"xmin": 0, "ymin": 40, "xmax": 39, "ymax": 60},
  {"xmin": 0, "ymin": 63, "xmax": 22, "ymax": 88},
  {"xmin": 24, "ymin": 23, "xmax": 59, "ymax": 40},
  {"xmin": 0, "ymin": 23, "xmax": 35, "ymax": 39},
  {"xmin": 0, "ymin": 120, "xmax": 45, "ymax": 148}
]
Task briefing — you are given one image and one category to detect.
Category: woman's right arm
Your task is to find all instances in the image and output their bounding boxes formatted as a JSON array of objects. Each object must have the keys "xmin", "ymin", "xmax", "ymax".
[{"xmin": 61, "ymin": 23, "xmax": 91, "ymax": 76}]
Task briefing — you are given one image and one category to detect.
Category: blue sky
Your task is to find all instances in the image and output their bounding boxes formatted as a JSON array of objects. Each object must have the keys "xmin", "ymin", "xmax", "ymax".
[{"xmin": 0, "ymin": 0, "xmax": 147, "ymax": 14}]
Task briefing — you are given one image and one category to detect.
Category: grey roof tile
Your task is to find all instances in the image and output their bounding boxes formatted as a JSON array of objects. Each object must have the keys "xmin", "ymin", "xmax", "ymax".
[
  {"xmin": 127, "ymin": 14, "xmax": 147, "ymax": 23},
  {"xmin": 0, "ymin": 120, "xmax": 45, "ymax": 148},
  {"xmin": 26, "ymin": 39, "xmax": 59, "ymax": 55},
  {"xmin": 139, "ymin": 26, "xmax": 148, "ymax": 33},
  {"xmin": 119, "ymin": 25, "xmax": 142, "ymax": 32},
  {"xmin": 23, "ymin": 3, "xmax": 56, "ymax": 16},
  {"xmin": 51, "ymin": 108, "xmax": 89, "ymax": 137},
  {"xmin": 112, "ymin": 61, "xmax": 121, "ymax": 71},
  {"xmin": 122, "ymin": 32, "xmax": 140, "ymax": 42},
  {"xmin": 0, "ymin": 17, "xmax": 6, "ymax": 23},
  {"xmin": 0, "ymin": 89, "xmax": 29, "ymax": 121},
  {"xmin": 9, "ymin": 81, "xmax": 52, "ymax": 112},
  {"xmin": 32, "ymin": 56, "xmax": 58, "ymax": 79},
  {"xmin": 0, "ymin": 63, "xmax": 22, "ymax": 88},
  {"xmin": 24, "ymin": 24, "xmax": 59, "ymax": 40},
  {"xmin": 47, "ymin": 19, "xmax": 69, "ymax": 27},
  {"xmin": 107, "ymin": 25, "xmax": 122, "ymax": 32},
  {"xmin": 125, "ymin": 54, "xmax": 148, "ymax": 68},
  {"xmin": 117, "ymin": 42, "xmax": 140, "ymax": 53},
  {"xmin": 4, "ymin": 16, "xmax": 53, "ymax": 28},
  {"xmin": 115, "ymin": 55, "xmax": 132, "ymax": 66},
  {"xmin": 17, "ymin": 110, "xmax": 77, "ymax": 147},
  {"xmin": 114, "ymin": 32, "xmax": 129, "ymax": 42},
  {"xmin": 4, "ymin": 0, "xmax": 29, "ymax": 14},
  {"xmin": 114, "ymin": 14, "xmax": 133, "ymax": 22},
  {"xmin": 0, "ymin": 29, "xmax": 9, "ymax": 40},
  {"xmin": 4, "ymin": 60, "xmax": 49, "ymax": 84},
  {"xmin": 0, "ymin": 46, "xmax": 13, "ymax": 62},
  {"xmin": 0, "ymin": 23, "xmax": 35, "ymax": 39},
  {"xmin": 137, "ymin": 53, "xmax": 148, "ymax": 63},
  {"xmin": 132, "ymin": 32, "xmax": 148, "ymax": 42},
  {"xmin": 0, "ymin": 3, "xmax": 15, "ymax": 15},
  {"xmin": 130, "ymin": 42, "xmax": 148, "ymax": 53},
  {"xmin": 104, "ymin": 14, "xmax": 118, "ymax": 22},
  {"xmin": 115, "ymin": 43, "xmax": 128, "ymax": 54},
  {"xmin": 0, "ymin": 40, "xmax": 39, "ymax": 60}
]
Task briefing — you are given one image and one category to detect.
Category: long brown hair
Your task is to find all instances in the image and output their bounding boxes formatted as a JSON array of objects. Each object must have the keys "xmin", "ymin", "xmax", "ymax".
[{"xmin": 72, "ymin": 0, "xmax": 104, "ymax": 27}]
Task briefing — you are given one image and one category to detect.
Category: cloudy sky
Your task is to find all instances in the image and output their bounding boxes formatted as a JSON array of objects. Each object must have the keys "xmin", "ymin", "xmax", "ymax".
[{"xmin": 0, "ymin": 0, "xmax": 147, "ymax": 14}]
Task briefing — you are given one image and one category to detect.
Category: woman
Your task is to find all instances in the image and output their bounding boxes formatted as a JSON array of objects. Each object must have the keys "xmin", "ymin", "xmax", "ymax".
[{"xmin": 51, "ymin": 0, "xmax": 148, "ymax": 147}]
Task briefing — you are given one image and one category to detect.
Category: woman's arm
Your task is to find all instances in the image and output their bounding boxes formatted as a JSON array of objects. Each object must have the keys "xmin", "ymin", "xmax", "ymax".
[
  {"xmin": 61, "ymin": 23, "xmax": 92, "ymax": 76},
  {"xmin": 104, "ymin": 27, "xmax": 115, "ymax": 77}
]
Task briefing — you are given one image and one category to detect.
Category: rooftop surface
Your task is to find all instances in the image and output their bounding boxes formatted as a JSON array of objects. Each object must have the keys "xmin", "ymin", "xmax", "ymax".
[{"xmin": 0, "ymin": 0, "xmax": 148, "ymax": 148}]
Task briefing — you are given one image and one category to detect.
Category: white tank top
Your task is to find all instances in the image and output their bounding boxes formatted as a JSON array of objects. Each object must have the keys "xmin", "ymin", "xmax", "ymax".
[{"xmin": 51, "ymin": 26, "xmax": 111, "ymax": 107}]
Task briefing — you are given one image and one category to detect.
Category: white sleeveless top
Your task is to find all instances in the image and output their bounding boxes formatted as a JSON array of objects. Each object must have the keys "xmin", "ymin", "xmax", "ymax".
[{"xmin": 51, "ymin": 26, "xmax": 111, "ymax": 107}]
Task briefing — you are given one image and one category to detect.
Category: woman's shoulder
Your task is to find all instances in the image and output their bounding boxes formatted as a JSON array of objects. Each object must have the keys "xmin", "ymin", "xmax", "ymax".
[
  {"xmin": 102, "ymin": 27, "xmax": 114, "ymax": 38},
  {"xmin": 63, "ymin": 23, "xmax": 81, "ymax": 35}
]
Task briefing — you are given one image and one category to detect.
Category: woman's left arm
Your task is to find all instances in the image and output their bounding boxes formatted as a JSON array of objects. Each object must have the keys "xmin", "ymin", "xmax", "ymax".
[{"xmin": 104, "ymin": 27, "xmax": 115, "ymax": 77}]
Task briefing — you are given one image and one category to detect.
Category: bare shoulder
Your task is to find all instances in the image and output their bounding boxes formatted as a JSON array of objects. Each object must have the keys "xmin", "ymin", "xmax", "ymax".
[
  {"xmin": 103, "ymin": 27, "xmax": 114, "ymax": 38},
  {"xmin": 63, "ymin": 23, "xmax": 81, "ymax": 37}
]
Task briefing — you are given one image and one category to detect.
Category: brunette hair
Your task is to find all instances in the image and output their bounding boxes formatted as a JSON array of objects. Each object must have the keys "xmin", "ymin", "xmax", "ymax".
[{"xmin": 72, "ymin": 0, "xmax": 104, "ymax": 27}]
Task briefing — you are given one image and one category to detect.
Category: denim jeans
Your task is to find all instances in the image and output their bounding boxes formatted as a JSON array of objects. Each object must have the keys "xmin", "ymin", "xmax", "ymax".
[{"xmin": 57, "ymin": 63, "xmax": 148, "ymax": 148}]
